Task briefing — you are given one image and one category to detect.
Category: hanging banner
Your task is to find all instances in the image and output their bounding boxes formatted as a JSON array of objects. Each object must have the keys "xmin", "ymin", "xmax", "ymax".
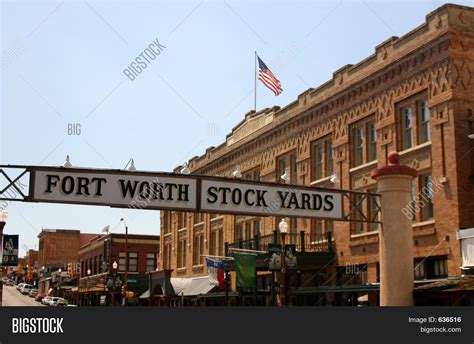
[
  {"xmin": 2, "ymin": 234, "xmax": 19, "ymax": 266},
  {"xmin": 285, "ymin": 244, "xmax": 298, "ymax": 271},
  {"xmin": 103, "ymin": 238, "xmax": 111, "ymax": 267},
  {"xmin": 268, "ymin": 243, "xmax": 281, "ymax": 271},
  {"xmin": 267, "ymin": 244, "xmax": 298, "ymax": 271}
]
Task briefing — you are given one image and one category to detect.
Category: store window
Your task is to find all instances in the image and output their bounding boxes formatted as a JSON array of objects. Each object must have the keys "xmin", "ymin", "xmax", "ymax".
[
  {"xmin": 194, "ymin": 212, "xmax": 204, "ymax": 224},
  {"xmin": 350, "ymin": 117, "xmax": 377, "ymax": 167},
  {"xmin": 397, "ymin": 92, "xmax": 431, "ymax": 150},
  {"xmin": 163, "ymin": 241, "xmax": 172, "ymax": 269},
  {"xmin": 427, "ymin": 257, "xmax": 448, "ymax": 278},
  {"xmin": 161, "ymin": 211, "xmax": 171, "ymax": 235},
  {"xmin": 146, "ymin": 253, "xmax": 157, "ymax": 272},
  {"xmin": 118, "ymin": 252, "xmax": 138, "ymax": 272},
  {"xmin": 235, "ymin": 217, "xmax": 261, "ymax": 242},
  {"xmin": 128, "ymin": 252, "xmax": 138, "ymax": 272},
  {"xmin": 277, "ymin": 151, "xmax": 298, "ymax": 184},
  {"xmin": 401, "ymin": 107, "xmax": 414, "ymax": 150},
  {"xmin": 210, "ymin": 220, "xmax": 224, "ymax": 257},
  {"xmin": 420, "ymin": 174, "xmax": 434, "ymax": 221},
  {"xmin": 177, "ymin": 233, "xmax": 187, "ymax": 268},
  {"xmin": 193, "ymin": 226, "xmax": 204, "ymax": 266},
  {"xmin": 177, "ymin": 212, "xmax": 187, "ymax": 229},
  {"xmin": 414, "ymin": 261, "xmax": 426, "ymax": 280},
  {"xmin": 418, "ymin": 100, "xmax": 431, "ymax": 143},
  {"xmin": 312, "ymin": 136, "xmax": 333, "ymax": 180},
  {"xmin": 118, "ymin": 252, "xmax": 126, "ymax": 272},
  {"xmin": 243, "ymin": 167, "xmax": 260, "ymax": 181}
]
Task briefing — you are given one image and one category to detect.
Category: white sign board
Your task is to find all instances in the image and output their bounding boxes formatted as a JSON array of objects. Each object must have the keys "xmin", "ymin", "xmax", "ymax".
[
  {"xmin": 30, "ymin": 168, "xmax": 344, "ymax": 219},
  {"xmin": 200, "ymin": 180, "xmax": 343, "ymax": 219},
  {"xmin": 32, "ymin": 170, "xmax": 197, "ymax": 211}
]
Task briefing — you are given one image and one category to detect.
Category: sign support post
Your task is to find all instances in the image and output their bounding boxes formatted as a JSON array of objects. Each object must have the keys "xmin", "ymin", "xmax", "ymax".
[
  {"xmin": 371, "ymin": 152, "xmax": 417, "ymax": 306},
  {"xmin": 0, "ymin": 215, "xmax": 6, "ymax": 307}
]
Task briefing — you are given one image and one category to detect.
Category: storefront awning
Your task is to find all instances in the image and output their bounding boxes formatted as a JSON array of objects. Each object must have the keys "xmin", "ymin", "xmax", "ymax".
[
  {"xmin": 171, "ymin": 276, "xmax": 215, "ymax": 296},
  {"xmin": 457, "ymin": 228, "xmax": 474, "ymax": 268},
  {"xmin": 139, "ymin": 289, "xmax": 150, "ymax": 299}
]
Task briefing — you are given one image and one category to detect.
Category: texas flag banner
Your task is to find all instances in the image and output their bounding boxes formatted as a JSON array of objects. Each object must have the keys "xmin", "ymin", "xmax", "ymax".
[{"xmin": 206, "ymin": 257, "xmax": 225, "ymax": 289}]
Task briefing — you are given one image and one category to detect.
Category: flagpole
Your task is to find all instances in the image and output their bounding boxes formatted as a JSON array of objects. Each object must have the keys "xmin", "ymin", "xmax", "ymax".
[{"xmin": 254, "ymin": 51, "xmax": 257, "ymax": 112}]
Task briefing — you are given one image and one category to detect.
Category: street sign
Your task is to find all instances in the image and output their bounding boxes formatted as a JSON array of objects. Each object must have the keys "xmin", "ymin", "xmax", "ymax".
[
  {"xmin": 127, "ymin": 279, "xmax": 137, "ymax": 284},
  {"xmin": 31, "ymin": 169, "xmax": 198, "ymax": 212},
  {"xmin": 200, "ymin": 179, "xmax": 343, "ymax": 219},
  {"xmin": 28, "ymin": 167, "xmax": 344, "ymax": 220}
]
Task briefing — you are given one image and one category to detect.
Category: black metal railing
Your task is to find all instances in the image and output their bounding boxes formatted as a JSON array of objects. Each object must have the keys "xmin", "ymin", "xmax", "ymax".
[{"xmin": 229, "ymin": 230, "xmax": 333, "ymax": 254}]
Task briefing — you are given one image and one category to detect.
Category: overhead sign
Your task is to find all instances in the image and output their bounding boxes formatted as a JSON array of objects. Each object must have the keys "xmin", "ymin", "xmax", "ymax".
[
  {"xmin": 29, "ymin": 167, "xmax": 343, "ymax": 220},
  {"xmin": 31, "ymin": 169, "xmax": 197, "ymax": 211},
  {"xmin": 200, "ymin": 179, "xmax": 342, "ymax": 219},
  {"xmin": 2, "ymin": 234, "xmax": 19, "ymax": 266}
]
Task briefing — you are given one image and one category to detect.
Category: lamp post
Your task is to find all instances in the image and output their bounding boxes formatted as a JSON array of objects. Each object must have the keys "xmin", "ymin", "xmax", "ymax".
[
  {"xmin": 112, "ymin": 261, "xmax": 118, "ymax": 306},
  {"xmin": 279, "ymin": 218, "xmax": 288, "ymax": 307},
  {"xmin": 120, "ymin": 218, "xmax": 129, "ymax": 305},
  {"xmin": 0, "ymin": 211, "xmax": 8, "ymax": 307},
  {"xmin": 87, "ymin": 268, "xmax": 91, "ymax": 306}
]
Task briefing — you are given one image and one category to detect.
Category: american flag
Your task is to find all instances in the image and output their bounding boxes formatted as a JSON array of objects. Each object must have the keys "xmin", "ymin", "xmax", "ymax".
[{"xmin": 257, "ymin": 55, "xmax": 283, "ymax": 96}]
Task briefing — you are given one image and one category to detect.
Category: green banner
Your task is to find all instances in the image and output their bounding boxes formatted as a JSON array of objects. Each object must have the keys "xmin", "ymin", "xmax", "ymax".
[{"xmin": 235, "ymin": 253, "xmax": 256, "ymax": 288}]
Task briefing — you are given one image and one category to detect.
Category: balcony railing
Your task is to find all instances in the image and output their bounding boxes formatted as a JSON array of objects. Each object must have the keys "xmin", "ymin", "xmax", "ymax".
[{"xmin": 228, "ymin": 231, "xmax": 333, "ymax": 254}]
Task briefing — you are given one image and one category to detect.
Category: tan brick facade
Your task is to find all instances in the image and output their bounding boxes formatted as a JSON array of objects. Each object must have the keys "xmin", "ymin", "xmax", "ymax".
[{"xmin": 160, "ymin": 4, "xmax": 474, "ymax": 285}]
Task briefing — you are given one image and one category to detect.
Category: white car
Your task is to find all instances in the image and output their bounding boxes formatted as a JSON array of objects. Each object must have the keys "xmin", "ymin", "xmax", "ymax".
[
  {"xmin": 20, "ymin": 284, "xmax": 34, "ymax": 295},
  {"xmin": 16, "ymin": 283, "xmax": 25, "ymax": 291},
  {"xmin": 51, "ymin": 298, "xmax": 68, "ymax": 307},
  {"xmin": 41, "ymin": 296, "xmax": 53, "ymax": 305},
  {"xmin": 45, "ymin": 297, "xmax": 60, "ymax": 306}
]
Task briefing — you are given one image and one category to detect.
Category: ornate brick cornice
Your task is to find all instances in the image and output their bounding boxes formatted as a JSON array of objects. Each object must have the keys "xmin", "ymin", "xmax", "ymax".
[{"xmin": 188, "ymin": 4, "xmax": 472, "ymax": 176}]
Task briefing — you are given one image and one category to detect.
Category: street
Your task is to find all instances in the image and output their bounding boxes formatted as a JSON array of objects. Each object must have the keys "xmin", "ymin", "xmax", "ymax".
[{"xmin": 1, "ymin": 285, "xmax": 45, "ymax": 306}]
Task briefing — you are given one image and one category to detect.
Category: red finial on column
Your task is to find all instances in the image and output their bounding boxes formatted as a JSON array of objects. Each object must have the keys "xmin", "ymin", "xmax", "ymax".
[{"xmin": 371, "ymin": 151, "xmax": 417, "ymax": 179}]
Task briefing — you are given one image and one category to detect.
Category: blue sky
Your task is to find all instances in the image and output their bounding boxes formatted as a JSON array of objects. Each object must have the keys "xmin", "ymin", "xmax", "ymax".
[{"xmin": 1, "ymin": 0, "xmax": 472, "ymax": 256}]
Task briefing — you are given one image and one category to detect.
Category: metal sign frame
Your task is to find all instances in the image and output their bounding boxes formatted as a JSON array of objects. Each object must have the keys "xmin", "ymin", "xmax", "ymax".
[{"xmin": 0, "ymin": 164, "xmax": 381, "ymax": 223}]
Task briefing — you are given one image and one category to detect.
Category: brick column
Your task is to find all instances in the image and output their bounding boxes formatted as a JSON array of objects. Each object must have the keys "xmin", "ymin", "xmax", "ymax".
[{"xmin": 371, "ymin": 152, "xmax": 417, "ymax": 306}]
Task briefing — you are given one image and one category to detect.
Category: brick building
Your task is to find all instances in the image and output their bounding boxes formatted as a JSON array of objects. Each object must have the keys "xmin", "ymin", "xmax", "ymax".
[
  {"xmin": 76, "ymin": 233, "xmax": 160, "ymax": 305},
  {"xmin": 159, "ymin": 4, "xmax": 474, "ymax": 305},
  {"xmin": 37, "ymin": 229, "xmax": 97, "ymax": 270},
  {"xmin": 25, "ymin": 249, "xmax": 38, "ymax": 270}
]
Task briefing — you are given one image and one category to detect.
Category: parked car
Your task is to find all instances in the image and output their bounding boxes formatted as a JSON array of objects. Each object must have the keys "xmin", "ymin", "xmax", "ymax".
[
  {"xmin": 21, "ymin": 284, "xmax": 34, "ymax": 295},
  {"xmin": 5, "ymin": 279, "xmax": 15, "ymax": 286},
  {"xmin": 45, "ymin": 297, "xmax": 60, "ymax": 306},
  {"xmin": 16, "ymin": 283, "xmax": 25, "ymax": 291},
  {"xmin": 41, "ymin": 296, "xmax": 53, "ymax": 305},
  {"xmin": 35, "ymin": 292, "xmax": 46, "ymax": 302},
  {"xmin": 29, "ymin": 289, "xmax": 39, "ymax": 297},
  {"xmin": 52, "ymin": 298, "xmax": 69, "ymax": 307}
]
